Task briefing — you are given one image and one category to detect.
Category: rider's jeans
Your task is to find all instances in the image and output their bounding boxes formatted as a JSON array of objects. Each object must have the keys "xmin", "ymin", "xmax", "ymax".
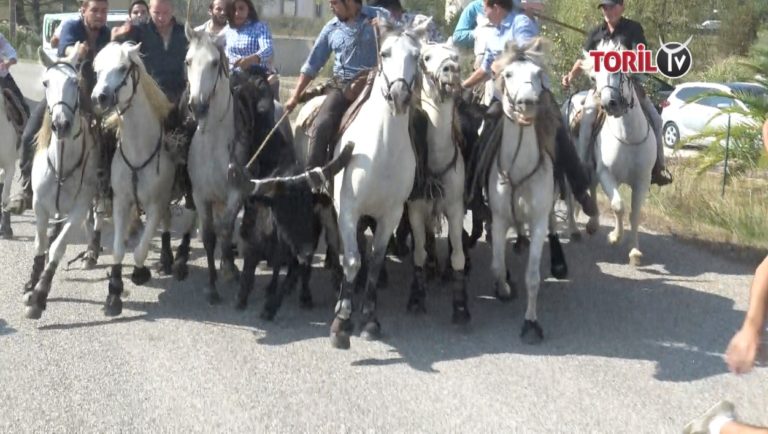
[{"xmin": 307, "ymin": 87, "xmax": 349, "ymax": 169}]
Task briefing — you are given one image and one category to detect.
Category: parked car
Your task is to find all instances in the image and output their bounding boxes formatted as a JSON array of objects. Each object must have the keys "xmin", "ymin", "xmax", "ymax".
[
  {"xmin": 660, "ymin": 81, "xmax": 767, "ymax": 148},
  {"xmin": 41, "ymin": 11, "xmax": 129, "ymax": 60}
]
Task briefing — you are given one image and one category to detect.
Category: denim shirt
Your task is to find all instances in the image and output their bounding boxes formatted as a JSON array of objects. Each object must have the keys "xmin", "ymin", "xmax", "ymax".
[
  {"xmin": 451, "ymin": 0, "xmax": 521, "ymax": 49},
  {"xmin": 300, "ymin": 6, "xmax": 380, "ymax": 83},
  {"xmin": 57, "ymin": 17, "xmax": 110, "ymax": 59},
  {"xmin": 481, "ymin": 11, "xmax": 539, "ymax": 75}
]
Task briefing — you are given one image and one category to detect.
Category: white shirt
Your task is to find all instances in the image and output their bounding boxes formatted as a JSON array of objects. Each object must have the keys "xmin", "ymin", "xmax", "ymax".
[{"xmin": 195, "ymin": 19, "xmax": 227, "ymax": 39}]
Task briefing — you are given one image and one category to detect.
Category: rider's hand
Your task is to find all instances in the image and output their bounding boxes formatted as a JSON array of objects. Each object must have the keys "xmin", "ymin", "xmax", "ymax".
[
  {"xmin": 77, "ymin": 42, "xmax": 89, "ymax": 60},
  {"xmin": 726, "ymin": 326, "xmax": 762, "ymax": 374},
  {"xmin": 285, "ymin": 94, "xmax": 300, "ymax": 112},
  {"xmin": 561, "ymin": 72, "xmax": 573, "ymax": 89},
  {"xmin": 112, "ymin": 21, "xmax": 132, "ymax": 39}
]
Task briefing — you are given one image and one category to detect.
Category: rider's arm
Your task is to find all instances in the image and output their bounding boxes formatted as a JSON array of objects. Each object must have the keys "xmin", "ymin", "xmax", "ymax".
[
  {"xmin": 0, "ymin": 34, "xmax": 18, "ymax": 64},
  {"xmin": 286, "ymin": 24, "xmax": 332, "ymax": 110},
  {"xmin": 564, "ymin": 27, "xmax": 600, "ymax": 85},
  {"xmin": 452, "ymin": 0, "xmax": 482, "ymax": 49},
  {"xmin": 512, "ymin": 14, "xmax": 539, "ymax": 46},
  {"xmin": 462, "ymin": 46, "xmax": 493, "ymax": 88}
]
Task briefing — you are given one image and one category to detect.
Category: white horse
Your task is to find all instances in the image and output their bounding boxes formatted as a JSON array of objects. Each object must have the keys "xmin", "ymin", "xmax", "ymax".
[
  {"xmin": 91, "ymin": 42, "xmax": 178, "ymax": 316},
  {"xmin": 488, "ymin": 39, "xmax": 555, "ymax": 344},
  {"xmin": 0, "ymin": 82, "xmax": 22, "ymax": 238},
  {"xmin": 23, "ymin": 44, "xmax": 101, "ymax": 319},
  {"xmin": 405, "ymin": 43, "xmax": 468, "ymax": 318},
  {"xmin": 568, "ymin": 40, "xmax": 655, "ymax": 266}
]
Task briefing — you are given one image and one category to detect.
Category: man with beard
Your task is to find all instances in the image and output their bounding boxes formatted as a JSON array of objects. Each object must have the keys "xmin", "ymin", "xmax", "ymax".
[{"xmin": 195, "ymin": 0, "xmax": 229, "ymax": 39}]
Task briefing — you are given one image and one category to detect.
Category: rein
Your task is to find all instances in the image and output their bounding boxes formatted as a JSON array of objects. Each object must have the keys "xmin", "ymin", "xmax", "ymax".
[
  {"xmin": 115, "ymin": 61, "xmax": 140, "ymax": 115},
  {"xmin": 47, "ymin": 122, "xmax": 89, "ymax": 214}
]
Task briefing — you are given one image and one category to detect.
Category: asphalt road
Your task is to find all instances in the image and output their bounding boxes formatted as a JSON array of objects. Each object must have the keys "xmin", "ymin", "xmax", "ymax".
[{"xmin": 0, "ymin": 60, "xmax": 765, "ymax": 432}]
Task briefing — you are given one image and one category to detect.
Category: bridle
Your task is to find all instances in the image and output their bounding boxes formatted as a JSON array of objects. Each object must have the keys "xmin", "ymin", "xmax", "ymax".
[
  {"xmin": 46, "ymin": 62, "xmax": 81, "ymax": 122},
  {"xmin": 377, "ymin": 32, "xmax": 419, "ymax": 104},
  {"xmin": 595, "ymin": 69, "xmax": 635, "ymax": 115}
]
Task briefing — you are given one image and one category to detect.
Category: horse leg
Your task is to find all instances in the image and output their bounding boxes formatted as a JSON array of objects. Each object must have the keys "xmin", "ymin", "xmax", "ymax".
[
  {"xmin": 81, "ymin": 207, "xmax": 103, "ymax": 270},
  {"xmin": 319, "ymin": 203, "xmax": 343, "ymax": 287},
  {"xmin": 406, "ymin": 200, "xmax": 428, "ymax": 314},
  {"xmin": 218, "ymin": 210, "xmax": 240, "ymax": 284},
  {"xmin": 491, "ymin": 212, "xmax": 515, "ymax": 301},
  {"xmin": 0, "ymin": 164, "xmax": 15, "ymax": 238},
  {"xmin": 513, "ymin": 221, "xmax": 529, "ymax": 254},
  {"xmin": 628, "ymin": 182, "xmax": 649, "ymax": 266},
  {"xmin": 130, "ymin": 203, "xmax": 162, "ymax": 286},
  {"xmin": 330, "ymin": 210, "xmax": 361, "ymax": 349},
  {"xmin": 599, "ymin": 172, "xmax": 624, "ymax": 246},
  {"xmin": 564, "ymin": 180, "xmax": 581, "ymax": 241},
  {"xmin": 585, "ymin": 182, "xmax": 600, "ymax": 235},
  {"xmin": 105, "ymin": 198, "xmax": 132, "ymax": 316},
  {"xmin": 23, "ymin": 204, "xmax": 50, "ymax": 293},
  {"xmin": 391, "ymin": 208, "xmax": 411, "ymax": 257},
  {"xmin": 24, "ymin": 204, "xmax": 89, "ymax": 319},
  {"xmin": 447, "ymin": 201, "xmax": 470, "ymax": 324},
  {"xmin": 298, "ymin": 261, "xmax": 314, "ymax": 309},
  {"xmin": 520, "ymin": 214, "xmax": 548, "ymax": 345},
  {"xmin": 548, "ymin": 210, "xmax": 567, "ymax": 280},
  {"xmin": 200, "ymin": 203, "xmax": 221, "ymax": 304},
  {"xmin": 261, "ymin": 263, "xmax": 287, "ymax": 321},
  {"xmin": 157, "ymin": 209, "xmax": 173, "ymax": 276},
  {"xmin": 235, "ymin": 242, "xmax": 258, "ymax": 311},
  {"xmin": 172, "ymin": 210, "xmax": 195, "ymax": 281},
  {"xmin": 360, "ymin": 209, "xmax": 401, "ymax": 341}
]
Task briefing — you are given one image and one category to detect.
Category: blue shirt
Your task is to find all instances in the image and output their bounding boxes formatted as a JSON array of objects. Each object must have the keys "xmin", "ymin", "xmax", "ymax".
[
  {"xmin": 451, "ymin": 0, "xmax": 521, "ymax": 49},
  {"xmin": 225, "ymin": 19, "xmax": 274, "ymax": 74},
  {"xmin": 300, "ymin": 6, "xmax": 380, "ymax": 82},
  {"xmin": 57, "ymin": 17, "xmax": 110, "ymax": 58},
  {"xmin": 481, "ymin": 12, "xmax": 539, "ymax": 75}
]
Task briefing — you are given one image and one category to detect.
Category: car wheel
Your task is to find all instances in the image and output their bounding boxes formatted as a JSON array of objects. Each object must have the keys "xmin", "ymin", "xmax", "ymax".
[{"xmin": 663, "ymin": 122, "xmax": 680, "ymax": 148}]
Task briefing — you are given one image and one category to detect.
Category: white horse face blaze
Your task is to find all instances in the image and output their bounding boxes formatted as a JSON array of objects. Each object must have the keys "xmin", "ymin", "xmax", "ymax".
[
  {"xmin": 379, "ymin": 33, "xmax": 420, "ymax": 115},
  {"xmin": 501, "ymin": 60, "xmax": 544, "ymax": 120},
  {"xmin": 185, "ymin": 34, "xmax": 222, "ymax": 119},
  {"xmin": 92, "ymin": 43, "xmax": 138, "ymax": 113},
  {"xmin": 43, "ymin": 62, "xmax": 80, "ymax": 137}
]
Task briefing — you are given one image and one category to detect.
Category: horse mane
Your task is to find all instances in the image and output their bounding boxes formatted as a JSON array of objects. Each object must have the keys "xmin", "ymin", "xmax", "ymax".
[
  {"xmin": 494, "ymin": 37, "xmax": 552, "ymax": 100},
  {"xmin": 580, "ymin": 39, "xmax": 627, "ymax": 75},
  {"xmin": 34, "ymin": 110, "xmax": 52, "ymax": 155},
  {"xmin": 103, "ymin": 44, "xmax": 173, "ymax": 131}
]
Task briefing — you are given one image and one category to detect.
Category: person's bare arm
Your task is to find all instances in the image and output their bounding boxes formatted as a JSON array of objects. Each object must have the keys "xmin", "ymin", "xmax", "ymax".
[
  {"xmin": 462, "ymin": 67, "xmax": 489, "ymax": 90},
  {"xmin": 562, "ymin": 59, "xmax": 583, "ymax": 88},
  {"xmin": 284, "ymin": 73, "xmax": 313, "ymax": 112},
  {"xmin": 726, "ymin": 255, "xmax": 768, "ymax": 374}
]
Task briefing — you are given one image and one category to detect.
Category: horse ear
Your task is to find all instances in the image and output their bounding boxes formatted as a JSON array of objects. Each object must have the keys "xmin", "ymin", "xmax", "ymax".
[
  {"xmin": 38, "ymin": 46, "xmax": 54, "ymax": 69},
  {"xmin": 184, "ymin": 21, "xmax": 198, "ymax": 42},
  {"xmin": 407, "ymin": 15, "xmax": 433, "ymax": 40}
]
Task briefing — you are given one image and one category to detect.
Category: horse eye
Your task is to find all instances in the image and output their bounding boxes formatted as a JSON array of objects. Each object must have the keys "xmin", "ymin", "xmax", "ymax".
[
  {"xmin": 505, "ymin": 72, "xmax": 512, "ymax": 79},
  {"xmin": 185, "ymin": 59, "xmax": 191, "ymax": 67},
  {"xmin": 424, "ymin": 55, "xmax": 431, "ymax": 62},
  {"xmin": 42, "ymin": 80, "xmax": 48, "ymax": 88},
  {"xmin": 381, "ymin": 50, "xmax": 391, "ymax": 59},
  {"xmin": 212, "ymin": 60, "xmax": 219, "ymax": 68},
  {"xmin": 118, "ymin": 65, "xmax": 127, "ymax": 73}
]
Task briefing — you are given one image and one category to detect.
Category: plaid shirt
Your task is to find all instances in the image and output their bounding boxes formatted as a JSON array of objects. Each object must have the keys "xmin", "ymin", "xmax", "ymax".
[{"xmin": 225, "ymin": 19, "xmax": 274, "ymax": 73}]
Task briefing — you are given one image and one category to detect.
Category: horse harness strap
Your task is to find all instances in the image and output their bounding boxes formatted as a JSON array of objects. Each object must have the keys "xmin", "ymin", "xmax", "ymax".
[
  {"xmin": 118, "ymin": 130, "xmax": 163, "ymax": 213},
  {"xmin": 47, "ymin": 123, "xmax": 89, "ymax": 214},
  {"xmin": 496, "ymin": 124, "xmax": 545, "ymax": 226},
  {"xmin": 116, "ymin": 62, "xmax": 140, "ymax": 116}
]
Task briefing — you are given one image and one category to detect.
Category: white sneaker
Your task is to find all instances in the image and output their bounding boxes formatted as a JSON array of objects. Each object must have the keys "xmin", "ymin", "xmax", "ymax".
[{"xmin": 683, "ymin": 400, "xmax": 735, "ymax": 434}]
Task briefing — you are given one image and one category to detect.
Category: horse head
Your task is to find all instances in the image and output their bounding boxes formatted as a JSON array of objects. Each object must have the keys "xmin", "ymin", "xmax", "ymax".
[
  {"xmin": 185, "ymin": 24, "xmax": 229, "ymax": 120},
  {"xmin": 420, "ymin": 42, "xmax": 460, "ymax": 102},
  {"xmin": 39, "ymin": 42, "xmax": 84, "ymax": 137},
  {"xmin": 375, "ymin": 15, "xmax": 431, "ymax": 114},
  {"xmin": 91, "ymin": 42, "xmax": 142, "ymax": 114},
  {"xmin": 581, "ymin": 40, "xmax": 635, "ymax": 117},
  {"xmin": 496, "ymin": 37, "xmax": 551, "ymax": 123}
]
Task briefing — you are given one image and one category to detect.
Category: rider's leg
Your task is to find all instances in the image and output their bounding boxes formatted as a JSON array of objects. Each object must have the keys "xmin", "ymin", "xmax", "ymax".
[
  {"xmin": 8, "ymin": 97, "xmax": 46, "ymax": 213},
  {"xmin": 554, "ymin": 123, "xmax": 598, "ymax": 217},
  {"xmin": 577, "ymin": 89, "xmax": 598, "ymax": 165},
  {"xmin": 306, "ymin": 87, "xmax": 349, "ymax": 169},
  {"xmin": 636, "ymin": 83, "xmax": 672, "ymax": 186},
  {"xmin": 0, "ymin": 74, "xmax": 30, "ymax": 115}
]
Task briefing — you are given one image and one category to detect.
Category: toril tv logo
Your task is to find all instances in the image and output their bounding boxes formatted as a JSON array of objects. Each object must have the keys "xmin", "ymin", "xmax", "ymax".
[{"xmin": 588, "ymin": 36, "xmax": 693, "ymax": 79}]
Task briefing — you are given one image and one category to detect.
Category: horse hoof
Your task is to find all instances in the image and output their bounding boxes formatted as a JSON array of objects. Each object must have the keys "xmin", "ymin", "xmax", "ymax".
[
  {"xmin": 360, "ymin": 320, "xmax": 381, "ymax": 341},
  {"xmin": 551, "ymin": 262, "xmax": 568, "ymax": 280},
  {"xmin": 172, "ymin": 262, "xmax": 189, "ymax": 281},
  {"xmin": 220, "ymin": 263, "xmax": 239, "ymax": 283},
  {"xmin": 260, "ymin": 307, "xmax": 276, "ymax": 321},
  {"xmin": 586, "ymin": 219, "xmax": 599, "ymax": 235},
  {"xmin": 131, "ymin": 267, "xmax": 151, "ymax": 286},
  {"xmin": 521, "ymin": 320, "xmax": 544, "ymax": 344},
  {"xmin": 82, "ymin": 256, "xmax": 97, "ymax": 270},
  {"xmin": 629, "ymin": 248, "xmax": 643, "ymax": 267},
  {"xmin": 570, "ymin": 231, "xmax": 582, "ymax": 242},
  {"xmin": 608, "ymin": 232, "xmax": 621, "ymax": 245},
  {"xmin": 234, "ymin": 298, "xmax": 247, "ymax": 311},
  {"xmin": 24, "ymin": 305, "xmax": 43, "ymax": 320},
  {"xmin": 205, "ymin": 291, "xmax": 222, "ymax": 305},
  {"xmin": 452, "ymin": 305, "xmax": 471, "ymax": 325},
  {"xmin": 299, "ymin": 294, "xmax": 314, "ymax": 309},
  {"xmin": 104, "ymin": 295, "xmax": 123, "ymax": 317},
  {"xmin": 494, "ymin": 282, "xmax": 516, "ymax": 302},
  {"xmin": 330, "ymin": 331, "xmax": 351, "ymax": 350},
  {"xmin": 22, "ymin": 290, "xmax": 36, "ymax": 307}
]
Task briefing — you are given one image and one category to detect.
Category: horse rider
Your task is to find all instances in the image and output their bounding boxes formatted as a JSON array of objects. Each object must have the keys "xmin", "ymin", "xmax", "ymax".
[
  {"xmin": 561, "ymin": 0, "xmax": 672, "ymax": 186},
  {"xmin": 0, "ymin": 33, "xmax": 30, "ymax": 119},
  {"xmin": 9, "ymin": 0, "xmax": 111, "ymax": 214},
  {"xmin": 224, "ymin": 0, "xmax": 279, "ymax": 95},
  {"xmin": 452, "ymin": 0, "xmax": 520, "ymax": 69},
  {"xmin": 195, "ymin": 0, "xmax": 229, "ymax": 38},
  {"xmin": 284, "ymin": 0, "xmax": 381, "ymax": 170},
  {"xmin": 461, "ymin": 0, "xmax": 599, "ymax": 217},
  {"xmin": 367, "ymin": 0, "xmax": 445, "ymax": 43}
]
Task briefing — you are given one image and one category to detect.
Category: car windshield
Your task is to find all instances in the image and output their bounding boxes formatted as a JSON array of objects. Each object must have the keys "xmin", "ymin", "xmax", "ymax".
[{"xmin": 726, "ymin": 83, "xmax": 767, "ymax": 98}]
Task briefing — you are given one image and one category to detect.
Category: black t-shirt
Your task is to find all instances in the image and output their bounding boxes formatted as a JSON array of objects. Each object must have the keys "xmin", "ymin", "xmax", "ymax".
[{"xmin": 583, "ymin": 17, "xmax": 648, "ymax": 51}]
